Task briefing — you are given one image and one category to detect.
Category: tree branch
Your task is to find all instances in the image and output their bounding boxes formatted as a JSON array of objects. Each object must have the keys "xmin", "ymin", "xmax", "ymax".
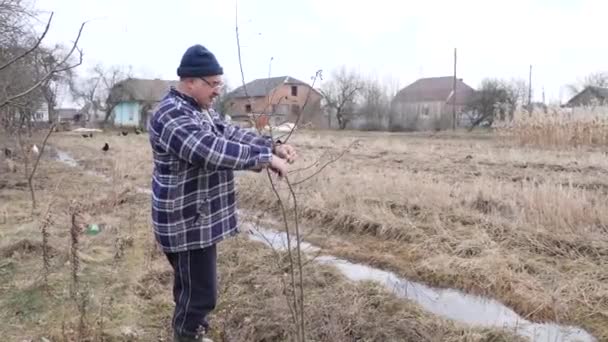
[
  {"xmin": 285, "ymin": 177, "xmax": 305, "ymax": 341},
  {"xmin": 266, "ymin": 170, "xmax": 301, "ymax": 340},
  {"xmin": 292, "ymin": 140, "xmax": 358, "ymax": 186},
  {"xmin": 0, "ymin": 20, "xmax": 86, "ymax": 109},
  {"xmin": 0, "ymin": 12, "xmax": 53, "ymax": 72},
  {"xmin": 282, "ymin": 70, "xmax": 323, "ymax": 143}
]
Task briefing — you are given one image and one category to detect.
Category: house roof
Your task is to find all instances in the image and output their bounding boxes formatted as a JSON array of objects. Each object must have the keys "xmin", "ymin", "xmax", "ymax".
[
  {"xmin": 227, "ymin": 76, "xmax": 314, "ymax": 98},
  {"xmin": 566, "ymin": 86, "xmax": 608, "ymax": 106},
  {"xmin": 109, "ymin": 78, "xmax": 178, "ymax": 103},
  {"xmin": 393, "ymin": 76, "xmax": 476, "ymax": 105}
]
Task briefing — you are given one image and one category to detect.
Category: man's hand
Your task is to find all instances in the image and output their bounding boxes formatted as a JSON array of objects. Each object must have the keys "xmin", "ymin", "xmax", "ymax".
[
  {"xmin": 269, "ymin": 155, "xmax": 289, "ymax": 178},
  {"xmin": 273, "ymin": 144, "xmax": 297, "ymax": 164}
]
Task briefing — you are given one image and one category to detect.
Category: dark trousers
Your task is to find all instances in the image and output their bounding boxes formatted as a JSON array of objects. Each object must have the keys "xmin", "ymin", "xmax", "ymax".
[{"xmin": 165, "ymin": 245, "xmax": 217, "ymax": 338}]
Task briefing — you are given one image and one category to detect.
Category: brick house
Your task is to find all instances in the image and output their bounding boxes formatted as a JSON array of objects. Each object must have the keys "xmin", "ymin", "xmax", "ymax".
[{"xmin": 225, "ymin": 76, "xmax": 325, "ymax": 129}]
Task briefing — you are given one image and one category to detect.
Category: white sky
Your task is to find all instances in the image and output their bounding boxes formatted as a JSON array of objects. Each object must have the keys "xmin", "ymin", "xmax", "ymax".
[{"xmin": 36, "ymin": 0, "xmax": 608, "ymax": 106}]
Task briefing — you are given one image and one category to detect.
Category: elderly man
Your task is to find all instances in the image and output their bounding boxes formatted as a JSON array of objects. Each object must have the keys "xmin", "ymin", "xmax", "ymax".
[{"xmin": 148, "ymin": 44, "xmax": 296, "ymax": 342}]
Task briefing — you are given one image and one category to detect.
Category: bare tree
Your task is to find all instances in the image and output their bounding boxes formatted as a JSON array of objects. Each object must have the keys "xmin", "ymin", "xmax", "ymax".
[
  {"xmin": 356, "ymin": 77, "xmax": 392, "ymax": 130},
  {"xmin": 502, "ymin": 78, "xmax": 529, "ymax": 119},
  {"xmin": 319, "ymin": 67, "xmax": 363, "ymax": 130},
  {"xmin": 34, "ymin": 44, "xmax": 77, "ymax": 123},
  {"xmin": 212, "ymin": 80, "xmax": 232, "ymax": 117},
  {"xmin": 463, "ymin": 78, "xmax": 530, "ymax": 129},
  {"xmin": 0, "ymin": 0, "xmax": 35, "ymax": 49},
  {"xmin": 465, "ymin": 78, "xmax": 509, "ymax": 129},
  {"xmin": 0, "ymin": 0, "xmax": 86, "ymax": 214},
  {"xmin": 566, "ymin": 71, "xmax": 608, "ymax": 97},
  {"xmin": 70, "ymin": 64, "xmax": 131, "ymax": 123}
]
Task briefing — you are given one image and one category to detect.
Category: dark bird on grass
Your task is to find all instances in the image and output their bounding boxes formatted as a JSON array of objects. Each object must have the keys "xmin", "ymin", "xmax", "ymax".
[
  {"xmin": 135, "ymin": 128, "xmax": 141, "ymax": 135},
  {"xmin": 102, "ymin": 143, "xmax": 109, "ymax": 152},
  {"xmin": 89, "ymin": 133, "xmax": 93, "ymax": 138},
  {"xmin": 121, "ymin": 131, "xmax": 128, "ymax": 136},
  {"xmin": 4, "ymin": 147, "xmax": 13, "ymax": 158},
  {"xmin": 82, "ymin": 134, "xmax": 89, "ymax": 138}
]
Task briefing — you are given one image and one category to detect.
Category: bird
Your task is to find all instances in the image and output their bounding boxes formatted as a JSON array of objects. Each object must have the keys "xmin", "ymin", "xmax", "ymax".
[
  {"xmin": 82, "ymin": 134, "xmax": 89, "ymax": 138},
  {"xmin": 135, "ymin": 128, "xmax": 141, "ymax": 135},
  {"xmin": 102, "ymin": 143, "xmax": 109, "ymax": 152},
  {"xmin": 121, "ymin": 131, "xmax": 128, "ymax": 136},
  {"xmin": 4, "ymin": 147, "xmax": 12, "ymax": 159},
  {"xmin": 31, "ymin": 144, "xmax": 39, "ymax": 156},
  {"xmin": 89, "ymin": 133, "xmax": 93, "ymax": 138}
]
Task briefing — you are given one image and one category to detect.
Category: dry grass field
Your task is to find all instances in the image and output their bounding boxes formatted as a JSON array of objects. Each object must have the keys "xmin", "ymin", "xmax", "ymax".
[{"xmin": 1, "ymin": 122, "xmax": 606, "ymax": 341}]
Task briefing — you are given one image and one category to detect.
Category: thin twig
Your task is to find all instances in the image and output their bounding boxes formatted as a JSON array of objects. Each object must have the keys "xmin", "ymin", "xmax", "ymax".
[
  {"xmin": 247, "ymin": 223, "xmax": 299, "ymax": 327},
  {"xmin": 285, "ymin": 177, "xmax": 305, "ymax": 341},
  {"xmin": 0, "ymin": 12, "xmax": 53, "ymax": 72},
  {"xmin": 0, "ymin": 21, "xmax": 87, "ymax": 108},
  {"xmin": 292, "ymin": 140, "xmax": 358, "ymax": 186},
  {"xmin": 235, "ymin": 2, "xmax": 305, "ymax": 339},
  {"xmin": 27, "ymin": 124, "xmax": 56, "ymax": 213},
  {"xmin": 266, "ymin": 171, "xmax": 301, "ymax": 335},
  {"xmin": 288, "ymin": 160, "xmax": 320, "ymax": 174},
  {"xmin": 235, "ymin": 1, "xmax": 254, "ymax": 114},
  {"xmin": 283, "ymin": 70, "xmax": 323, "ymax": 143}
]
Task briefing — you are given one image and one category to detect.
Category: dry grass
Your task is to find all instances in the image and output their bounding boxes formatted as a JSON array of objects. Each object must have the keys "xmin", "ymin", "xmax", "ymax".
[
  {"xmin": 497, "ymin": 108, "xmax": 608, "ymax": 148},
  {"xmin": 0, "ymin": 131, "xmax": 525, "ymax": 341},
  {"xmin": 237, "ymin": 129, "xmax": 608, "ymax": 340}
]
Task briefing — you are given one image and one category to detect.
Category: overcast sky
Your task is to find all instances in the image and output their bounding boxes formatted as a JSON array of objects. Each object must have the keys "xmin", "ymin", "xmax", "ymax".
[{"xmin": 36, "ymin": 0, "xmax": 607, "ymax": 106}]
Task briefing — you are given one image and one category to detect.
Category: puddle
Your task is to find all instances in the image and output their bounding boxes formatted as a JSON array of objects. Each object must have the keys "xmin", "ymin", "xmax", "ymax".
[
  {"xmin": 247, "ymin": 226, "xmax": 320, "ymax": 254},
  {"xmin": 55, "ymin": 150, "xmax": 79, "ymax": 168},
  {"xmin": 136, "ymin": 188, "xmax": 152, "ymax": 195},
  {"xmin": 246, "ymin": 225, "xmax": 596, "ymax": 342}
]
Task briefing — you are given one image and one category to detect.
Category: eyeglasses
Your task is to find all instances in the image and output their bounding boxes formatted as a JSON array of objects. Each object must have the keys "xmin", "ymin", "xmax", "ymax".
[{"xmin": 200, "ymin": 77, "xmax": 224, "ymax": 90}]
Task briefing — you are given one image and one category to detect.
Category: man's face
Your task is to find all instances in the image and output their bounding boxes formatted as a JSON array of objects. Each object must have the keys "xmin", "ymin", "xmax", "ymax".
[{"xmin": 191, "ymin": 75, "xmax": 223, "ymax": 108}]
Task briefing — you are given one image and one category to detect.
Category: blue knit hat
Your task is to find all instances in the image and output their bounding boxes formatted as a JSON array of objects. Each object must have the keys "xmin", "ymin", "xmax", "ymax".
[{"xmin": 177, "ymin": 44, "xmax": 223, "ymax": 78}]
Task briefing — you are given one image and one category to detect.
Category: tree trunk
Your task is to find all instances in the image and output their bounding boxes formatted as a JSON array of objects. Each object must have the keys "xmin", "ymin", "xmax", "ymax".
[
  {"xmin": 336, "ymin": 110, "xmax": 348, "ymax": 130},
  {"xmin": 47, "ymin": 100, "xmax": 57, "ymax": 123}
]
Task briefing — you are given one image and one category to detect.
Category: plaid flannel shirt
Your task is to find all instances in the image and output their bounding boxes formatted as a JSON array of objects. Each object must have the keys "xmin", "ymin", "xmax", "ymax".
[{"xmin": 148, "ymin": 88, "xmax": 273, "ymax": 253}]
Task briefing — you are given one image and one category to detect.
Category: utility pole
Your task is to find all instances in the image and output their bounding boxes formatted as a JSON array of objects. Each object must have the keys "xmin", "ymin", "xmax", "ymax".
[
  {"xmin": 452, "ymin": 48, "xmax": 457, "ymax": 130},
  {"xmin": 528, "ymin": 64, "xmax": 533, "ymax": 114},
  {"xmin": 542, "ymin": 87, "xmax": 545, "ymax": 104},
  {"xmin": 268, "ymin": 56, "xmax": 274, "ymax": 78}
]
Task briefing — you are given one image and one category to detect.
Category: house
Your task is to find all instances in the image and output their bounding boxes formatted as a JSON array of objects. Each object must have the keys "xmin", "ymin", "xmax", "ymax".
[
  {"xmin": 33, "ymin": 105, "xmax": 49, "ymax": 122},
  {"xmin": 108, "ymin": 78, "xmax": 178, "ymax": 129},
  {"xmin": 80, "ymin": 103, "xmax": 107, "ymax": 124},
  {"xmin": 225, "ymin": 76, "xmax": 325, "ymax": 129},
  {"xmin": 391, "ymin": 76, "xmax": 476, "ymax": 131},
  {"xmin": 565, "ymin": 86, "xmax": 608, "ymax": 107},
  {"xmin": 56, "ymin": 108, "xmax": 82, "ymax": 122}
]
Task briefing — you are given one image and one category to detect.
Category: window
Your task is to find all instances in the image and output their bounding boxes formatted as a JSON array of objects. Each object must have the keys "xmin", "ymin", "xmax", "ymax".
[
  {"xmin": 422, "ymin": 104, "xmax": 430, "ymax": 116},
  {"xmin": 291, "ymin": 86, "xmax": 298, "ymax": 96},
  {"xmin": 245, "ymin": 104, "xmax": 252, "ymax": 113},
  {"xmin": 291, "ymin": 104, "xmax": 301, "ymax": 115}
]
